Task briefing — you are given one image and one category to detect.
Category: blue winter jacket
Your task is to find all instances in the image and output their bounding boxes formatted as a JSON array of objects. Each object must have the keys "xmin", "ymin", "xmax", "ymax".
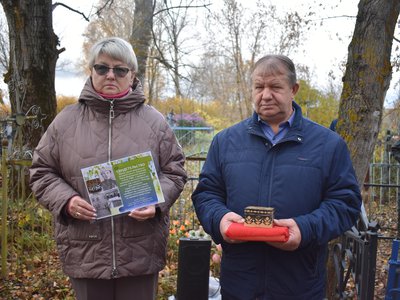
[{"xmin": 192, "ymin": 102, "xmax": 362, "ymax": 300}]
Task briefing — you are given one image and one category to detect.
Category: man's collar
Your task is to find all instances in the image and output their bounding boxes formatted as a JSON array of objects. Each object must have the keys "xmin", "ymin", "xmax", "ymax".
[{"xmin": 258, "ymin": 107, "xmax": 296, "ymax": 128}]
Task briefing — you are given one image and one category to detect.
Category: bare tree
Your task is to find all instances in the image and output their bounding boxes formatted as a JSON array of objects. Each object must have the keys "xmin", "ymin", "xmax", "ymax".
[
  {"xmin": 155, "ymin": 1, "xmax": 188, "ymax": 97},
  {"xmin": 193, "ymin": 0, "xmax": 304, "ymax": 119},
  {"xmin": 188, "ymin": 52, "xmax": 243, "ymax": 122},
  {"xmin": 151, "ymin": 0, "xmax": 210, "ymax": 98}
]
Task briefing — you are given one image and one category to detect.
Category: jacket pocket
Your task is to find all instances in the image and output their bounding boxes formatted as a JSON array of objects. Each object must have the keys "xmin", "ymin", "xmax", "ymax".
[
  {"xmin": 68, "ymin": 220, "xmax": 102, "ymax": 241},
  {"xmin": 120, "ymin": 216, "xmax": 155, "ymax": 238}
]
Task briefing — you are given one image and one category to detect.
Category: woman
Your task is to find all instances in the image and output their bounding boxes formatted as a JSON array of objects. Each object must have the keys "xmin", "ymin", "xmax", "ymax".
[{"xmin": 29, "ymin": 37, "xmax": 187, "ymax": 300}]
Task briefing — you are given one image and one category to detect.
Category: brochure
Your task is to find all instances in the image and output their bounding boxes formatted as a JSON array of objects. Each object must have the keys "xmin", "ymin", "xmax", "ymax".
[{"xmin": 81, "ymin": 151, "xmax": 164, "ymax": 219}]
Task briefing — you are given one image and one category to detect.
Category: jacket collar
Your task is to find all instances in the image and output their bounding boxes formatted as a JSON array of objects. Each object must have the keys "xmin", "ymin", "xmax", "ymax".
[
  {"xmin": 78, "ymin": 77, "xmax": 146, "ymax": 115},
  {"xmin": 247, "ymin": 101, "xmax": 304, "ymax": 143}
]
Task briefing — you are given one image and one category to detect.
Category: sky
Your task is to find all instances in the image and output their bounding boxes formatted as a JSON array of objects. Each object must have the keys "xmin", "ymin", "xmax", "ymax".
[
  {"xmin": 53, "ymin": 1, "xmax": 95, "ymax": 98},
  {"xmin": 53, "ymin": 0, "xmax": 358, "ymax": 96},
  {"xmin": 48, "ymin": 0, "xmax": 400, "ymax": 105}
]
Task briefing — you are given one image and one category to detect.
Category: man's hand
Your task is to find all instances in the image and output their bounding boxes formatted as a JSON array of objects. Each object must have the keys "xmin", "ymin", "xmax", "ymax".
[
  {"xmin": 220, "ymin": 212, "xmax": 245, "ymax": 243},
  {"xmin": 267, "ymin": 218, "xmax": 301, "ymax": 251}
]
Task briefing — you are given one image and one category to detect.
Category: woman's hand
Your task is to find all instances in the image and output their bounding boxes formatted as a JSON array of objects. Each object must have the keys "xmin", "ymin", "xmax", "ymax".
[
  {"xmin": 129, "ymin": 205, "xmax": 156, "ymax": 221},
  {"xmin": 66, "ymin": 195, "xmax": 97, "ymax": 220}
]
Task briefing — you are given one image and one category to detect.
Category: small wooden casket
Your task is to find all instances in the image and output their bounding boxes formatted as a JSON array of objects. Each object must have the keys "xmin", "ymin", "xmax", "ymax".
[{"xmin": 244, "ymin": 206, "xmax": 274, "ymax": 228}]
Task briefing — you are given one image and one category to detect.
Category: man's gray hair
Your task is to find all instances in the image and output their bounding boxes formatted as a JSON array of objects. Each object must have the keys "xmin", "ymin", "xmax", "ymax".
[
  {"xmin": 251, "ymin": 54, "xmax": 297, "ymax": 87},
  {"xmin": 88, "ymin": 37, "xmax": 138, "ymax": 72}
]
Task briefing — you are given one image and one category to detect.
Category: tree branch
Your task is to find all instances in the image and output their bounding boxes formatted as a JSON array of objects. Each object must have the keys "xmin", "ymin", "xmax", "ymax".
[
  {"xmin": 153, "ymin": 3, "xmax": 212, "ymax": 17},
  {"xmin": 57, "ymin": 47, "xmax": 66, "ymax": 55},
  {"xmin": 94, "ymin": 0, "xmax": 115, "ymax": 18},
  {"xmin": 52, "ymin": 2, "xmax": 90, "ymax": 22},
  {"xmin": 307, "ymin": 14, "xmax": 356, "ymax": 22},
  {"xmin": 52, "ymin": 1, "xmax": 117, "ymax": 21}
]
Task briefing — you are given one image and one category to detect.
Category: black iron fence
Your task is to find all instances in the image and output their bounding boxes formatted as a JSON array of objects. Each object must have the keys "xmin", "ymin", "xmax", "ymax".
[
  {"xmin": 332, "ymin": 203, "xmax": 379, "ymax": 299},
  {"xmin": 332, "ymin": 142, "xmax": 400, "ymax": 300}
]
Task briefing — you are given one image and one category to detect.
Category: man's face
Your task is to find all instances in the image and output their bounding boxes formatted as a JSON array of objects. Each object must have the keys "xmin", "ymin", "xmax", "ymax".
[
  {"xmin": 101, "ymin": 169, "xmax": 111, "ymax": 180},
  {"xmin": 252, "ymin": 70, "xmax": 299, "ymax": 125}
]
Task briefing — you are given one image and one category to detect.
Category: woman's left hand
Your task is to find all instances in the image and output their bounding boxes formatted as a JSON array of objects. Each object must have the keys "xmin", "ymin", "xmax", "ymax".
[{"xmin": 128, "ymin": 205, "xmax": 156, "ymax": 221}]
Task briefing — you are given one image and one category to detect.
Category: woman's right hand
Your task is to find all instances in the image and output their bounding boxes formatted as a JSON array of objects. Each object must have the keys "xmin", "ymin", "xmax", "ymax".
[{"xmin": 66, "ymin": 195, "xmax": 97, "ymax": 220}]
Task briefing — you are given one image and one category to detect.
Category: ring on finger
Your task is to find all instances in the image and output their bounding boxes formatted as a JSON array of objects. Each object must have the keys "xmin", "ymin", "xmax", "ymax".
[{"xmin": 75, "ymin": 212, "xmax": 80, "ymax": 217}]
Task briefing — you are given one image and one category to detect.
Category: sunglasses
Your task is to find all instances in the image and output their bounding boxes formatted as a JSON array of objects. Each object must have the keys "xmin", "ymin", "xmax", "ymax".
[{"xmin": 93, "ymin": 64, "xmax": 131, "ymax": 78}]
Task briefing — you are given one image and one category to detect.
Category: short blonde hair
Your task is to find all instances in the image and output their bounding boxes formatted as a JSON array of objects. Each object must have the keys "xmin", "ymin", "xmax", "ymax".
[{"xmin": 88, "ymin": 37, "xmax": 138, "ymax": 72}]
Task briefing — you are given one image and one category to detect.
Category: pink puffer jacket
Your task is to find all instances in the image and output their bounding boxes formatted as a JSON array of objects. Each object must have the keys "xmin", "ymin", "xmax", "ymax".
[{"xmin": 29, "ymin": 78, "xmax": 187, "ymax": 279}]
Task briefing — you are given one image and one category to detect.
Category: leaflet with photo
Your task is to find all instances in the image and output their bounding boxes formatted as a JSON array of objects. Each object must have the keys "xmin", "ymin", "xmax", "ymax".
[{"xmin": 81, "ymin": 151, "xmax": 164, "ymax": 219}]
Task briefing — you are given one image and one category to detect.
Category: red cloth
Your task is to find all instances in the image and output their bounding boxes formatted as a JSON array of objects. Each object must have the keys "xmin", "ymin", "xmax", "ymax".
[{"xmin": 225, "ymin": 223, "xmax": 289, "ymax": 242}]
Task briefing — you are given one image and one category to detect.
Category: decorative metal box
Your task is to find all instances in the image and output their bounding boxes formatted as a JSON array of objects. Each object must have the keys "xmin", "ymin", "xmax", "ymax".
[{"xmin": 244, "ymin": 206, "xmax": 274, "ymax": 228}]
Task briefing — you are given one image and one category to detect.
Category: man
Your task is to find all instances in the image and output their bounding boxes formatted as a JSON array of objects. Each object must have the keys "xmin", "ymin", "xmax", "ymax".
[
  {"xmin": 192, "ymin": 54, "xmax": 361, "ymax": 299},
  {"xmin": 100, "ymin": 167, "xmax": 117, "ymax": 191}
]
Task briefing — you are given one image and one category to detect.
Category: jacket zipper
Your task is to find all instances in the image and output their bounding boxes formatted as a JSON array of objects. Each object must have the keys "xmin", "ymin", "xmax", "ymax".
[
  {"xmin": 108, "ymin": 100, "xmax": 118, "ymax": 278},
  {"xmin": 267, "ymin": 150, "xmax": 275, "ymax": 207},
  {"xmin": 250, "ymin": 128, "xmax": 302, "ymax": 207}
]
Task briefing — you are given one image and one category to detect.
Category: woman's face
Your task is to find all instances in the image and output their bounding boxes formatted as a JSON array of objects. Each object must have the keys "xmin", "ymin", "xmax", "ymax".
[{"xmin": 91, "ymin": 53, "xmax": 135, "ymax": 95}]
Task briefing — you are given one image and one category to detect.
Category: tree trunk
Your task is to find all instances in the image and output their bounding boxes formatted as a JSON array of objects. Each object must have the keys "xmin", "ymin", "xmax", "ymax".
[
  {"xmin": 130, "ymin": 0, "xmax": 154, "ymax": 84},
  {"xmin": 326, "ymin": 1, "xmax": 400, "ymax": 298},
  {"xmin": 1, "ymin": 0, "xmax": 59, "ymax": 150},
  {"xmin": 337, "ymin": 0, "xmax": 400, "ymax": 185}
]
